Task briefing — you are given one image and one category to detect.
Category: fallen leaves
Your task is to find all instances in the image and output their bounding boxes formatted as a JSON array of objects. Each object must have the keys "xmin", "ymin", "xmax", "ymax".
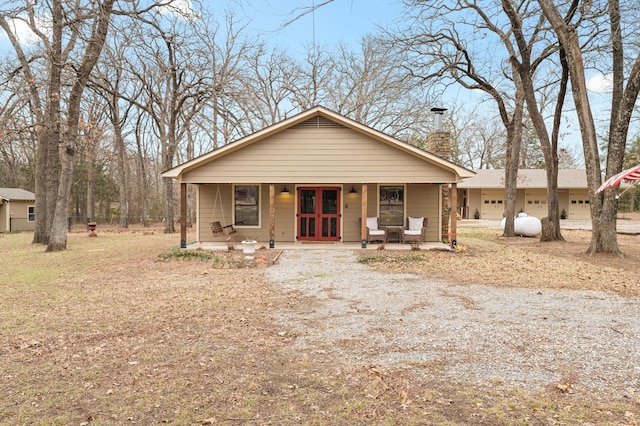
[{"xmin": 358, "ymin": 229, "xmax": 640, "ymax": 297}]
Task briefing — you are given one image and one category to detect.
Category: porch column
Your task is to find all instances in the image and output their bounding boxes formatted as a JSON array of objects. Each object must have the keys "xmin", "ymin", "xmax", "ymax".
[
  {"xmin": 450, "ymin": 183, "xmax": 457, "ymax": 248},
  {"xmin": 269, "ymin": 183, "xmax": 275, "ymax": 248},
  {"xmin": 361, "ymin": 183, "xmax": 368, "ymax": 248},
  {"xmin": 180, "ymin": 182, "xmax": 187, "ymax": 248}
]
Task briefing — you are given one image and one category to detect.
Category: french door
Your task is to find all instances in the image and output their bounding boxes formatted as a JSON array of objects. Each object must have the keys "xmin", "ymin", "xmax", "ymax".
[{"xmin": 297, "ymin": 187, "xmax": 341, "ymax": 241}]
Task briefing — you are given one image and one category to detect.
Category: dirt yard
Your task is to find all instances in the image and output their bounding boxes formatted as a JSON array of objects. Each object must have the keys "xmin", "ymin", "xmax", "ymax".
[{"xmin": 1, "ymin": 223, "xmax": 639, "ymax": 425}]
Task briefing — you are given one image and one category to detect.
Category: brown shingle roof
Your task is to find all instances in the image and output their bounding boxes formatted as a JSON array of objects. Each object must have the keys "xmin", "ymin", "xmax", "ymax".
[{"xmin": 458, "ymin": 169, "xmax": 587, "ymax": 189}]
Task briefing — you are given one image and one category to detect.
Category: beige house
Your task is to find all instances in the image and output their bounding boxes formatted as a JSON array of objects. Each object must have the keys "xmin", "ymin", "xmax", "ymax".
[
  {"xmin": 163, "ymin": 106, "xmax": 474, "ymax": 248},
  {"xmin": 0, "ymin": 188, "xmax": 36, "ymax": 233},
  {"xmin": 457, "ymin": 169, "xmax": 590, "ymax": 220}
]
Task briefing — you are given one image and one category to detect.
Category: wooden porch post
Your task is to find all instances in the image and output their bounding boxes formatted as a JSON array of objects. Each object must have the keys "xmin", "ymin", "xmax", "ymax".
[
  {"xmin": 361, "ymin": 183, "xmax": 368, "ymax": 248},
  {"xmin": 269, "ymin": 183, "xmax": 275, "ymax": 248},
  {"xmin": 180, "ymin": 182, "xmax": 187, "ymax": 248},
  {"xmin": 450, "ymin": 183, "xmax": 457, "ymax": 248}
]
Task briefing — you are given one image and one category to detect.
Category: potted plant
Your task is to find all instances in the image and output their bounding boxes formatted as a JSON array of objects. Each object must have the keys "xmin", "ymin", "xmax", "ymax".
[
  {"xmin": 561, "ymin": 209, "xmax": 567, "ymax": 220},
  {"xmin": 474, "ymin": 208, "xmax": 480, "ymax": 219}
]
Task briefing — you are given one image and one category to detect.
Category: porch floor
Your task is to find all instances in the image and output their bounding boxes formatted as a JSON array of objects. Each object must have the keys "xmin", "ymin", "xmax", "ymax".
[{"xmin": 187, "ymin": 241, "xmax": 452, "ymax": 252}]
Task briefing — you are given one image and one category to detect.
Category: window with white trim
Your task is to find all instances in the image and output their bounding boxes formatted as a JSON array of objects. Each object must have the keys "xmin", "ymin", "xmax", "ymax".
[
  {"xmin": 234, "ymin": 185, "xmax": 259, "ymax": 226},
  {"xmin": 379, "ymin": 185, "xmax": 404, "ymax": 226}
]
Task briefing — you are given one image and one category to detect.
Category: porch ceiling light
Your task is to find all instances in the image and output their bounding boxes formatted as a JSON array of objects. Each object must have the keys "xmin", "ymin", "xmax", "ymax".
[{"xmin": 281, "ymin": 186, "xmax": 290, "ymax": 195}]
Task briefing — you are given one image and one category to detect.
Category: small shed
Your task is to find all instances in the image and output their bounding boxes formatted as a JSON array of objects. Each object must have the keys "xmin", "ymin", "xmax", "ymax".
[{"xmin": 0, "ymin": 188, "xmax": 36, "ymax": 233}]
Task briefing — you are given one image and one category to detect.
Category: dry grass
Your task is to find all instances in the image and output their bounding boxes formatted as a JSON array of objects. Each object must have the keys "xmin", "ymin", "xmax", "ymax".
[
  {"xmin": 359, "ymin": 227, "xmax": 640, "ymax": 297},
  {"xmin": 1, "ymin": 225, "xmax": 639, "ymax": 425}
]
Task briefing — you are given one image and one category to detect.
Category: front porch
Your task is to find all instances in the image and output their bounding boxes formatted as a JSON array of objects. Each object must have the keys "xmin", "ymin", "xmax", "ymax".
[
  {"xmin": 178, "ymin": 182, "xmax": 460, "ymax": 249},
  {"xmin": 187, "ymin": 240, "xmax": 452, "ymax": 251},
  {"xmin": 163, "ymin": 107, "xmax": 473, "ymax": 250}
]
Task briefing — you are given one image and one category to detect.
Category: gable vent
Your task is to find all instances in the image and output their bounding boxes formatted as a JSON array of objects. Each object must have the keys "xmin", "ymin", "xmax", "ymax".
[{"xmin": 293, "ymin": 116, "xmax": 344, "ymax": 129}]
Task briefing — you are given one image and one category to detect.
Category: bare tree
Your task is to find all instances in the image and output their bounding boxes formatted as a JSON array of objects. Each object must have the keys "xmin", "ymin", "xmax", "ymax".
[
  {"xmin": 393, "ymin": 0, "xmax": 528, "ymax": 236},
  {"xmin": 327, "ymin": 37, "xmax": 437, "ymax": 140},
  {"xmin": 539, "ymin": 0, "xmax": 640, "ymax": 254},
  {"xmin": 70, "ymin": 92, "xmax": 111, "ymax": 225},
  {"xmin": 242, "ymin": 46, "xmax": 300, "ymax": 126},
  {"xmin": 90, "ymin": 36, "xmax": 142, "ymax": 228},
  {"xmin": 121, "ymin": 14, "xmax": 211, "ymax": 233},
  {"xmin": 0, "ymin": 73, "xmax": 36, "ymax": 188},
  {"xmin": 500, "ymin": 0, "xmax": 577, "ymax": 241},
  {"xmin": 1, "ymin": 3, "xmax": 58, "ymax": 244},
  {"xmin": 446, "ymin": 106, "xmax": 507, "ymax": 169},
  {"xmin": 0, "ymin": 0, "xmax": 179, "ymax": 250}
]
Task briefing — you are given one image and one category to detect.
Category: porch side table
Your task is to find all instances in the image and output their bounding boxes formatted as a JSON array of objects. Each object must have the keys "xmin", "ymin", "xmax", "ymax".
[{"xmin": 385, "ymin": 226, "xmax": 403, "ymax": 243}]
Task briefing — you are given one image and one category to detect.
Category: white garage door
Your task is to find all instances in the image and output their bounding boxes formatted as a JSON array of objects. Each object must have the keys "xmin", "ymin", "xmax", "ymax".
[
  {"xmin": 481, "ymin": 190, "xmax": 504, "ymax": 219},
  {"xmin": 524, "ymin": 190, "xmax": 547, "ymax": 219},
  {"xmin": 569, "ymin": 190, "xmax": 591, "ymax": 219}
]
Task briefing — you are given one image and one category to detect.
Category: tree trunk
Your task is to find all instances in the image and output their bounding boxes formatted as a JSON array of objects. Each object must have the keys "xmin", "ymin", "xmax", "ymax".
[
  {"xmin": 32, "ymin": 130, "xmax": 49, "ymax": 244},
  {"xmin": 590, "ymin": 216, "xmax": 620, "ymax": 253},
  {"xmin": 42, "ymin": 0, "xmax": 64, "ymax": 245},
  {"xmin": 114, "ymin": 122, "xmax": 128, "ymax": 228},
  {"xmin": 87, "ymin": 148, "xmax": 95, "ymax": 222},
  {"xmin": 46, "ymin": 0, "xmax": 117, "ymax": 251},
  {"xmin": 502, "ymin": 86, "xmax": 524, "ymax": 237},
  {"xmin": 539, "ymin": 0, "xmax": 617, "ymax": 253},
  {"xmin": 503, "ymin": 0, "xmax": 563, "ymax": 242},
  {"xmin": 540, "ymin": 217, "xmax": 554, "ymax": 242},
  {"xmin": 163, "ymin": 177, "xmax": 175, "ymax": 233},
  {"xmin": 541, "ymin": 165, "xmax": 562, "ymax": 242},
  {"xmin": 47, "ymin": 144, "xmax": 75, "ymax": 251}
]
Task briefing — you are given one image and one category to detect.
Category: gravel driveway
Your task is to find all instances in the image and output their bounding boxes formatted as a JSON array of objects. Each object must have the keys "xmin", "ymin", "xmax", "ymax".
[{"xmin": 265, "ymin": 249, "xmax": 640, "ymax": 398}]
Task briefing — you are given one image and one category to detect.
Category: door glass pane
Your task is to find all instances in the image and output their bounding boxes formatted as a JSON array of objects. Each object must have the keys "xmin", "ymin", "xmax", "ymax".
[
  {"xmin": 309, "ymin": 218, "xmax": 315, "ymax": 237},
  {"xmin": 321, "ymin": 216, "xmax": 338, "ymax": 238},
  {"xmin": 300, "ymin": 190, "xmax": 316, "ymax": 214},
  {"xmin": 300, "ymin": 217, "xmax": 307, "ymax": 237},
  {"xmin": 322, "ymin": 190, "xmax": 338, "ymax": 214},
  {"xmin": 380, "ymin": 186, "xmax": 404, "ymax": 226}
]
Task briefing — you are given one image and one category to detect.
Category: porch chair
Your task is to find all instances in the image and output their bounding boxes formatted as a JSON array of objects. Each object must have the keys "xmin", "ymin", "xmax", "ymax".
[
  {"xmin": 366, "ymin": 217, "xmax": 387, "ymax": 243},
  {"xmin": 402, "ymin": 216, "xmax": 428, "ymax": 243}
]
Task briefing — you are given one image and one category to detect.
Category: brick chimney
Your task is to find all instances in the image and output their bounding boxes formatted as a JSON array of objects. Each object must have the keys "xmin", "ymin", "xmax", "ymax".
[{"xmin": 425, "ymin": 107, "xmax": 451, "ymax": 160}]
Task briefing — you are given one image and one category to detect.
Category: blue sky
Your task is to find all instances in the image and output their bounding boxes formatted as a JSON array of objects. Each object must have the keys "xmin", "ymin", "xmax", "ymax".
[
  {"xmin": 1, "ymin": 0, "xmax": 627, "ymax": 157},
  {"xmin": 212, "ymin": 0, "xmax": 402, "ymax": 54}
]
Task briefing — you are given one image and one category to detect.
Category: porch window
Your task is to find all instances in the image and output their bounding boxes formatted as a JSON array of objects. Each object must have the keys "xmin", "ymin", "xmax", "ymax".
[
  {"xmin": 379, "ymin": 185, "xmax": 404, "ymax": 226},
  {"xmin": 234, "ymin": 185, "xmax": 259, "ymax": 226},
  {"xmin": 28, "ymin": 206, "xmax": 35, "ymax": 222}
]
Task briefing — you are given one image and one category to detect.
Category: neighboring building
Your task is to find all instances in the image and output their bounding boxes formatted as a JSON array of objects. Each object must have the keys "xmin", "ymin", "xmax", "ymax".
[
  {"xmin": 457, "ymin": 169, "xmax": 590, "ymax": 220},
  {"xmin": 0, "ymin": 188, "xmax": 36, "ymax": 233},
  {"xmin": 162, "ymin": 106, "xmax": 475, "ymax": 247}
]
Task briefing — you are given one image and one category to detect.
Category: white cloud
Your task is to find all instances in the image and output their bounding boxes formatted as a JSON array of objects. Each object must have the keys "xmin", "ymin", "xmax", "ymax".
[
  {"xmin": 586, "ymin": 73, "xmax": 613, "ymax": 93},
  {"xmin": 157, "ymin": 0, "xmax": 200, "ymax": 20},
  {"xmin": 0, "ymin": 15, "xmax": 50, "ymax": 46}
]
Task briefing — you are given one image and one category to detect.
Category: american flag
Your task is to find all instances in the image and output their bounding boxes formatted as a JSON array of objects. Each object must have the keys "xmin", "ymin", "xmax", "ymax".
[{"xmin": 596, "ymin": 164, "xmax": 640, "ymax": 193}]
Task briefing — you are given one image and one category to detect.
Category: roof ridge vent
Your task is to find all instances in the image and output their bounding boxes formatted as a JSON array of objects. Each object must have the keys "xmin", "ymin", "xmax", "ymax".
[{"xmin": 294, "ymin": 116, "xmax": 343, "ymax": 129}]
